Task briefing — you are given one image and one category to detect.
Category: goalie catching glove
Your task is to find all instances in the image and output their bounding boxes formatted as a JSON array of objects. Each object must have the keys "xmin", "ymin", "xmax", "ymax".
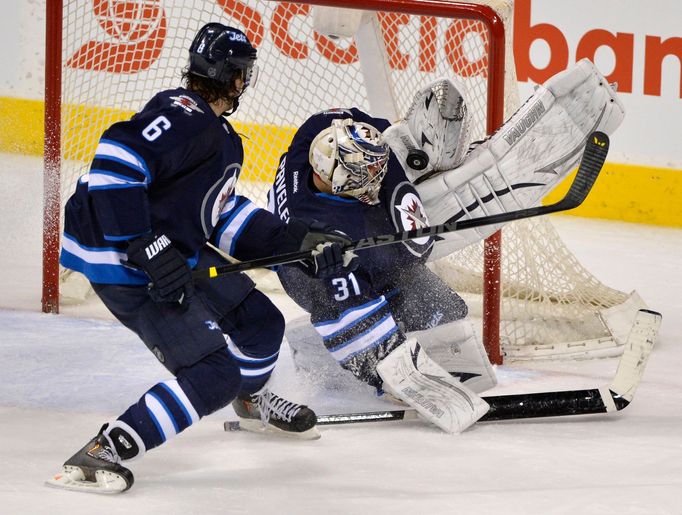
[
  {"xmin": 124, "ymin": 234, "xmax": 194, "ymax": 304},
  {"xmin": 383, "ymin": 76, "xmax": 471, "ymax": 182}
]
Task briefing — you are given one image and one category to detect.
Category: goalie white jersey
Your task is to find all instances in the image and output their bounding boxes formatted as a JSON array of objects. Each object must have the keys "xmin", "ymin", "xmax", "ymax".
[{"xmin": 388, "ymin": 59, "xmax": 626, "ymax": 259}]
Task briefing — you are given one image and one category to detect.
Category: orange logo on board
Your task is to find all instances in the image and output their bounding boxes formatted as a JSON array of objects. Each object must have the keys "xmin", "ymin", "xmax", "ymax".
[{"xmin": 66, "ymin": 0, "xmax": 167, "ymax": 73}]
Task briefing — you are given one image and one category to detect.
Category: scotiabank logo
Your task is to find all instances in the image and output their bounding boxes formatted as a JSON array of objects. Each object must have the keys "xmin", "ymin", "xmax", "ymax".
[
  {"xmin": 67, "ymin": 0, "xmax": 166, "ymax": 73},
  {"xmin": 222, "ymin": 1, "xmax": 487, "ymax": 77},
  {"xmin": 68, "ymin": 0, "xmax": 487, "ymax": 78},
  {"xmin": 514, "ymin": 0, "xmax": 681, "ymax": 97},
  {"xmin": 68, "ymin": 0, "xmax": 681, "ymax": 98}
]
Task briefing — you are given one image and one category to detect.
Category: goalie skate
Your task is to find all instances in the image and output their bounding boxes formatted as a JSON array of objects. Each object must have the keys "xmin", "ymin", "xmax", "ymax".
[
  {"xmin": 45, "ymin": 429, "xmax": 133, "ymax": 494},
  {"xmin": 232, "ymin": 388, "xmax": 321, "ymax": 440}
]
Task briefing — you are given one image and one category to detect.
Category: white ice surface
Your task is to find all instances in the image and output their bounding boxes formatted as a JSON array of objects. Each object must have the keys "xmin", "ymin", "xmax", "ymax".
[{"xmin": 1, "ymin": 153, "xmax": 681, "ymax": 514}]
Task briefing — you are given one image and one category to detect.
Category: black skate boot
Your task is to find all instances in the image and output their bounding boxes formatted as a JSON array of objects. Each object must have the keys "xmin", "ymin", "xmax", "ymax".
[
  {"xmin": 232, "ymin": 388, "xmax": 320, "ymax": 440},
  {"xmin": 45, "ymin": 424, "xmax": 134, "ymax": 494}
]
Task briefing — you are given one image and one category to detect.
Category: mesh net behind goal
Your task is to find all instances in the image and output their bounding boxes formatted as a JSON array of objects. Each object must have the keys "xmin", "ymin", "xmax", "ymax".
[{"xmin": 50, "ymin": 0, "xmax": 642, "ymax": 360}]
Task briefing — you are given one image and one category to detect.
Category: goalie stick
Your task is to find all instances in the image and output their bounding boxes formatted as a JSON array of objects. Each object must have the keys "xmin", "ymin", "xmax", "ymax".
[
  {"xmin": 195, "ymin": 132, "xmax": 609, "ymax": 280},
  {"xmin": 225, "ymin": 309, "xmax": 661, "ymax": 431}
]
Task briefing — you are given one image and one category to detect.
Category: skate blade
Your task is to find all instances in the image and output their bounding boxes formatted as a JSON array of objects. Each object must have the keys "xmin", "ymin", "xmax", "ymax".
[
  {"xmin": 236, "ymin": 418, "xmax": 321, "ymax": 440},
  {"xmin": 45, "ymin": 465, "xmax": 130, "ymax": 494}
]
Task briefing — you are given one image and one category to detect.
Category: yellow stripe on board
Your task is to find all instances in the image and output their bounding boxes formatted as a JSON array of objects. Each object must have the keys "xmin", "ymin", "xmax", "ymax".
[
  {"xmin": 231, "ymin": 121, "xmax": 296, "ymax": 183},
  {"xmin": 0, "ymin": 96, "xmax": 295, "ymax": 186},
  {"xmin": 2, "ymin": 96, "xmax": 680, "ymax": 227},
  {"xmin": 543, "ymin": 162, "xmax": 682, "ymax": 227},
  {"xmin": 0, "ymin": 97, "xmax": 44, "ymax": 155}
]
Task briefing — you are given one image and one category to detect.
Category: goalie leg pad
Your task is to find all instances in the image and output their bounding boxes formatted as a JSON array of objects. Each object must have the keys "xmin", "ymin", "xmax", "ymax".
[
  {"xmin": 376, "ymin": 338, "xmax": 489, "ymax": 434},
  {"xmin": 408, "ymin": 319, "xmax": 497, "ymax": 394},
  {"xmin": 416, "ymin": 58, "xmax": 625, "ymax": 259}
]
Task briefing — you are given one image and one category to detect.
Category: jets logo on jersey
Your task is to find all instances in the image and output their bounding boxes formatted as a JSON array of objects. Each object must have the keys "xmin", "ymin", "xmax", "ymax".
[
  {"xmin": 395, "ymin": 192, "xmax": 430, "ymax": 245},
  {"xmin": 212, "ymin": 176, "xmax": 237, "ymax": 225},
  {"xmin": 396, "ymin": 195, "xmax": 429, "ymax": 232},
  {"xmin": 169, "ymin": 95, "xmax": 205, "ymax": 115},
  {"xmin": 390, "ymin": 182, "xmax": 434, "ymax": 258},
  {"xmin": 207, "ymin": 169, "xmax": 239, "ymax": 234}
]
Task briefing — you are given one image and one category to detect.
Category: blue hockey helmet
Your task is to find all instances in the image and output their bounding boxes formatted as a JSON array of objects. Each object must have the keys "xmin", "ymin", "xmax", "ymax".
[{"xmin": 188, "ymin": 23, "xmax": 258, "ymax": 89}]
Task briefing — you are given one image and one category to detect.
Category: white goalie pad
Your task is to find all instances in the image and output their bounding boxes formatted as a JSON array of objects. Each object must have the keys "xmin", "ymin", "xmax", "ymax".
[
  {"xmin": 383, "ymin": 78, "xmax": 471, "ymax": 182},
  {"xmin": 376, "ymin": 338, "xmax": 489, "ymax": 434},
  {"xmin": 286, "ymin": 315, "xmax": 495, "ymax": 395},
  {"xmin": 286, "ymin": 317, "xmax": 373, "ymax": 392},
  {"xmin": 409, "ymin": 319, "xmax": 497, "ymax": 394},
  {"xmin": 415, "ymin": 58, "xmax": 625, "ymax": 260}
]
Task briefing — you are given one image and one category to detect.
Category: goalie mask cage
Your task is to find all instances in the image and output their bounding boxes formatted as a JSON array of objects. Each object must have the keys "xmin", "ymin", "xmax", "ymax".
[{"xmin": 43, "ymin": 0, "xmax": 642, "ymax": 362}]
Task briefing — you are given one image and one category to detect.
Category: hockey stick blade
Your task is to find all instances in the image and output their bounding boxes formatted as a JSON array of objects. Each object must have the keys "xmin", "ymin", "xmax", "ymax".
[
  {"xmin": 224, "ymin": 309, "xmax": 660, "ymax": 430},
  {"xmin": 195, "ymin": 132, "xmax": 609, "ymax": 280}
]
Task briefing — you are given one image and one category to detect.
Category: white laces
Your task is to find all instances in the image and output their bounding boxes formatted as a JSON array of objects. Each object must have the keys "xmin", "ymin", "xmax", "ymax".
[
  {"xmin": 88, "ymin": 437, "xmax": 121, "ymax": 464},
  {"xmin": 254, "ymin": 389, "xmax": 302, "ymax": 425}
]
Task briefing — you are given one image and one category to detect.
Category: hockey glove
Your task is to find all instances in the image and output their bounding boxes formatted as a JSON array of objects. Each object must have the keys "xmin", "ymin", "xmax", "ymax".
[
  {"xmin": 125, "ymin": 234, "xmax": 194, "ymax": 304},
  {"xmin": 285, "ymin": 218, "xmax": 359, "ymax": 279},
  {"xmin": 307, "ymin": 242, "xmax": 358, "ymax": 279}
]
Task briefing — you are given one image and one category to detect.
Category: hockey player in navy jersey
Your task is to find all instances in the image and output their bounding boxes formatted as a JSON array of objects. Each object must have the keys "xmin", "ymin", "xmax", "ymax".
[
  {"xmin": 47, "ymin": 23, "xmax": 357, "ymax": 494},
  {"xmin": 269, "ymin": 108, "xmax": 496, "ymax": 434}
]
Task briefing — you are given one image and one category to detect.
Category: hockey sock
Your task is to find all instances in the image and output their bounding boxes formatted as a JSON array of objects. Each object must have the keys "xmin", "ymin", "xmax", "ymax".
[
  {"xmin": 117, "ymin": 378, "xmax": 203, "ymax": 452},
  {"xmin": 226, "ymin": 337, "xmax": 280, "ymax": 394}
]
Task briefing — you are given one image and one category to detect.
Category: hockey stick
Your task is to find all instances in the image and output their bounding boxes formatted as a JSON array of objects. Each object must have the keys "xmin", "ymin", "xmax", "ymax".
[
  {"xmin": 196, "ymin": 132, "xmax": 609, "ymax": 280},
  {"xmin": 225, "ymin": 309, "xmax": 661, "ymax": 431}
]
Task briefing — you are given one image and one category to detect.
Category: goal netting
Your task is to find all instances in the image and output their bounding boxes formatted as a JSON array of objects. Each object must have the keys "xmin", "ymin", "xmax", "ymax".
[{"xmin": 46, "ymin": 0, "xmax": 644, "ymax": 360}]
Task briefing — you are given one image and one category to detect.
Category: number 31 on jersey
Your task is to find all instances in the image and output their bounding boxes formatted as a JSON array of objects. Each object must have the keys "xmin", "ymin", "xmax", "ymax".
[{"xmin": 332, "ymin": 273, "xmax": 361, "ymax": 301}]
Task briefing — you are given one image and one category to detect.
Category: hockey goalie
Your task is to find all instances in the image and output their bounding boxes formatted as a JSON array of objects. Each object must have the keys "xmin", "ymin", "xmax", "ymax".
[{"xmin": 275, "ymin": 58, "xmax": 624, "ymax": 434}]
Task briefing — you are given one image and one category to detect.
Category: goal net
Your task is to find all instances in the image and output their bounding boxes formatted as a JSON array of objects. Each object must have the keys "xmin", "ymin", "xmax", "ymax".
[{"xmin": 45, "ymin": 0, "xmax": 644, "ymax": 361}]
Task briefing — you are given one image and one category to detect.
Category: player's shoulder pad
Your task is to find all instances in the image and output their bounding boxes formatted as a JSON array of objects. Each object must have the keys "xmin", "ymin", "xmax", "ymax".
[{"xmin": 389, "ymin": 181, "xmax": 434, "ymax": 258}]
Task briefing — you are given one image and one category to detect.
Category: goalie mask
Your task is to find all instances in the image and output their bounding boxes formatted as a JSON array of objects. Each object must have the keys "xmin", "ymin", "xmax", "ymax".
[{"xmin": 309, "ymin": 119, "xmax": 390, "ymax": 205}]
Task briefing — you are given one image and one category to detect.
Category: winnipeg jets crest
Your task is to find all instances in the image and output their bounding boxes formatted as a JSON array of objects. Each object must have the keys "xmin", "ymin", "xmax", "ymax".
[
  {"xmin": 211, "ymin": 175, "xmax": 237, "ymax": 228},
  {"xmin": 390, "ymin": 182, "xmax": 434, "ymax": 257},
  {"xmin": 396, "ymin": 193, "xmax": 429, "ymax": 231},
  {"xmin": 395, "ymin": 192, "xmax": 430, "ymax": 245},
  {"xmin": 203, "ymin": 165, "xmax": 239, "ymax": 237}
]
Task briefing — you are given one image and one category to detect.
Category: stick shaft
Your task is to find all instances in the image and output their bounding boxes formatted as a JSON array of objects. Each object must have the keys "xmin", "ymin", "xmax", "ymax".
[{"xmin": 196, "ymin": 132, "xmax": 609, "ymax": 280}]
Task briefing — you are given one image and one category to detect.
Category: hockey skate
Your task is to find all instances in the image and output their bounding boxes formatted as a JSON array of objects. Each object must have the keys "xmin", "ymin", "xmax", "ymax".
[
  {"xmin": 45, "ymin": 425, "xmax": 134, "ymax": 494},
  {"xmin": 232, "ymin": 388, "xmax": 320, "ymax": 440}
]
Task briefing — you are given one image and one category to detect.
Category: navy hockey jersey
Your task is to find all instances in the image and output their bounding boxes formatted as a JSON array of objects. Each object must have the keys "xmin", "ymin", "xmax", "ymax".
[
  {"xmin": 268, "ymin": 108, "xmax": 434, "ymax": 291},
  {"xmin": 61, "ymin": 88, "xmax": 290, "ymax": 285}
]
